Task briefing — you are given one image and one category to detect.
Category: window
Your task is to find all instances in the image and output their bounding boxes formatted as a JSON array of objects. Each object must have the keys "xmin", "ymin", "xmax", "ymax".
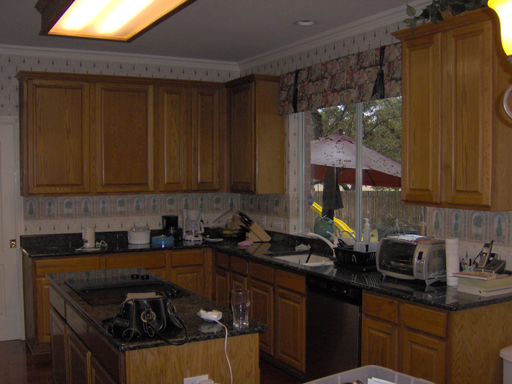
[{"xmin": 304, "ymin": 97, "xmax": 425, "ymax": 241}]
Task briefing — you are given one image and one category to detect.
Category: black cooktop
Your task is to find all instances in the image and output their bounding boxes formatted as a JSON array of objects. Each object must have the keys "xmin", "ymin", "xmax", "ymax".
[{"xmin": 65, "ymin": 273, "xmax": 189, "ymax": 306}]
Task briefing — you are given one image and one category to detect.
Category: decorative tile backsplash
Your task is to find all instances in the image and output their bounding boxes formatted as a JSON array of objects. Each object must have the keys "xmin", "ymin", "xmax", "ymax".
[
  {"xmin": 22, "ymin": 192, "xmax": 299, "ymax": 235},
  {"xmin": 427, "ymin": 207, "xmax": 511, "ymax": 245}
]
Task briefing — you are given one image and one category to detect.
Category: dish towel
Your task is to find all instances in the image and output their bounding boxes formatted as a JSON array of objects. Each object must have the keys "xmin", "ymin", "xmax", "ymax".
[{"xmin": 321, "ymin": 166, "xmax": 343, "ymax": 218}]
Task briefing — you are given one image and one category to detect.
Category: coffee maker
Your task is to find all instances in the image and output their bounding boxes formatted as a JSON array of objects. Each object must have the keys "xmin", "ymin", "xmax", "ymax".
[
  {"xmin": 182, "ymin": 209, "xmax": 204, "ymax": 241},
  {"xmin": 162, "ymin": 215, "xmax": 182, "ymax": 242}
]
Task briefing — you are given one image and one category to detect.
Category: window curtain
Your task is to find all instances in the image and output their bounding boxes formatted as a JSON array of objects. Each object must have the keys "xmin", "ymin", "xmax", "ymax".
[{"xmin": 279, "ymin": 42, "xmax": 402, "ymax": 115}]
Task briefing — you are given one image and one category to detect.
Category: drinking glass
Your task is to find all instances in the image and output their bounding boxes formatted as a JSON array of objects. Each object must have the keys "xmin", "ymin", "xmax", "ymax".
[{"xmin": 231, "ymin": 289, "xmax": 250, "ymax": 329}]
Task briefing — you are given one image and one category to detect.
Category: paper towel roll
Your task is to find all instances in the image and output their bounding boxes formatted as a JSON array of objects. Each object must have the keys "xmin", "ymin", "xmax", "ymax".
[{"xmin": 445, "ymin": 238, "xmax": 459, "ymax": 286}]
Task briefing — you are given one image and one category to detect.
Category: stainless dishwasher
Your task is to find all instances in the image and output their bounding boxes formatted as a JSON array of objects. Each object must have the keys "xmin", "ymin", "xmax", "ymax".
[{"xmin": 306, "ymin": 275, "xmax": 361, "ymax": 381}]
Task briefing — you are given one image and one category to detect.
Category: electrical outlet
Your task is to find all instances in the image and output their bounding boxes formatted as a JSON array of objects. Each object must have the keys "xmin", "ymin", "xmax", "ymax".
[{"xmin": 183, "ymin": 374, "xmax": 209, "ymax": 384}]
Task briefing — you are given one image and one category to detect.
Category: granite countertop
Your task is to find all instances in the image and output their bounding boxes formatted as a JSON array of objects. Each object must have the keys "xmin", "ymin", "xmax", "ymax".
[
  {"xmin": 46, "ymin": 267, "xmax": 267, "ymax": 352},
  {"xmin": 23, "ymin": 230, "xmax": 512, "ymax": 312}
]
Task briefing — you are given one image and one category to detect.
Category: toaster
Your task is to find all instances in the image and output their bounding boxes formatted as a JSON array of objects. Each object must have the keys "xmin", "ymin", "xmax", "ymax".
[{"xmin": 376, "ymin": 234, "xmax": 446, "ymax": 285}]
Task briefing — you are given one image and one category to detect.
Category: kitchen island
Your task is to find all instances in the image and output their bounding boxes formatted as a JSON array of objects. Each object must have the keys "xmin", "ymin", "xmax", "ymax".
[{"xmin": 46, "ymin": 267, "xmax": 266, "ymax": 384}]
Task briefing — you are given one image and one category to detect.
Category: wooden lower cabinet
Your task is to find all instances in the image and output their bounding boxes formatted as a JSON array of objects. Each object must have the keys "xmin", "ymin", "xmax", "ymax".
[
  {"xmin": 248, "ymin": 262, "xmax": 274, "ymax": 356},
  {"xmin": 50, "ymin": 303, "xmax": 117, "ymax": 384},
  {"xmin": 50, "ymin": 307, "xmax": 67, "ymax": 384},
  {"xmin": 361, "ymin": 314, "xmax": 399, "ymax": 370},
  {"xmin": 91, "ymin": 356, "xmax": 118, "ymax": 384},
  {"xmin": 274, "ymin": 270, "xmax": 306, "ymax": 373},
  {"xmin": 213, "ymin": 253, "xmax": 306, "ymax": 374},
  {"xmin": 362, "ymin": 292, "xmax": 446, "ymax": 383},
  {"xmin": 170, "ymin": 249, "xmax": 206, "ymax": 296},
  {"xmin": 230, "ymin": 255, "xmax": 248, "ymax": 291},
  {"xmin": 362, "ymin": 291, "xmax": 512, "ymax": 384},
  {"xmin": 401, "ymin": 328, "xmax": 446, "ymax": 384},
  {"xmin": 67, "ymin": 327, "xmax": 92, "ymax": 384}
]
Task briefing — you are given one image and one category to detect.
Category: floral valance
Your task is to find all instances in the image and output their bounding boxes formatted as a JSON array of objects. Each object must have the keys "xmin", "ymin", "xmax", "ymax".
[{"xmin": 279, "ymin": 43, "xmax": 402, "ymax": 115}]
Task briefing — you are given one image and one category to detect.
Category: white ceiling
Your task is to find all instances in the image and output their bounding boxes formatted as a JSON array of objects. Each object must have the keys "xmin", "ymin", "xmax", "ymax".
[{"xmin": 0, "ymin": 0, "xmax": 425, "ymax": 65}]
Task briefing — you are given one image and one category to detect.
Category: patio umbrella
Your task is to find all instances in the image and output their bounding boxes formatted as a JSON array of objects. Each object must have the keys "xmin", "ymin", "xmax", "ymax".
[{"xmin": 311, "ymin": 134, "xmax": 401, "ymax": 187}]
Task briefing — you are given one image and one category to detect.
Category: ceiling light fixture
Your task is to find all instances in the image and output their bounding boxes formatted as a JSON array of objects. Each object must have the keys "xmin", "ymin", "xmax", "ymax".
[
  {"xmin": 488, "ymin": 0, "xmax": 512, "ymax": 119},
  {"xmin": 35, "ymin": 0, "xmax": 196, "ymax": 42},
  {"xmin": 295, "ymin": 20, "xmax": 316, "ymax": 27}
]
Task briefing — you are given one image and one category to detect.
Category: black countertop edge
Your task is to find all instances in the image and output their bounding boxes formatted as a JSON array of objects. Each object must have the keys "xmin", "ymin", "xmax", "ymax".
[
  {"xmin": 46, "ymin": 267, "xmax": 267, "ymax": 353},
  {"xmin": 26, "ymin": 231, "xmax": 512, "ymax": 312}
]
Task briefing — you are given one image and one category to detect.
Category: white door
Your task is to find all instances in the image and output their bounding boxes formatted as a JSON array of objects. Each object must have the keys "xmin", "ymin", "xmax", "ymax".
[{"xmin": 0, "ymin": 116, "xmax": 23, "ymax": 341}]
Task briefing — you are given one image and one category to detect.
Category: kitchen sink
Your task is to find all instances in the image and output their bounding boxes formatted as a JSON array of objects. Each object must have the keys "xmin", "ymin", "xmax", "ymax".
[{"xmin": 273, "ymin": 254, "xmax": 335, "ymax": 267}]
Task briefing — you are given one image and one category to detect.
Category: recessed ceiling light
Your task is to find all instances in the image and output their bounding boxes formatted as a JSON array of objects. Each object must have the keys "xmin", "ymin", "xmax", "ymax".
[{"xmin": 295, "ymin": 20, "xmax": 316, "ymax": 27}]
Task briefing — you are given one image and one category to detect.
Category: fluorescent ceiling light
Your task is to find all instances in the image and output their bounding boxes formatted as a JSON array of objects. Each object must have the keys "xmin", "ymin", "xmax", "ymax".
[{"xmin": 35, "ymin": 0, "xmax": 196, "ymax": 42}]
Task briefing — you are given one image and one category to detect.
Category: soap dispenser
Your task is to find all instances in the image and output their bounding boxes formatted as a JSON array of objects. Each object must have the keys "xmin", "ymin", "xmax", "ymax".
[{"xmin": 363, "ymin": 218, "xmax": 371, "ymax": 251}]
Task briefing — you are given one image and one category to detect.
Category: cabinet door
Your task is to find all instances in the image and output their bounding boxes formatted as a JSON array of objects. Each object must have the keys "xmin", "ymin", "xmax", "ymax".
[
  {"xmin": 50, "ymin": 307, "xmax": 67, "ymax": 384},
  {"xmin": 229, "ymin": 83, "xmax": 255, "ymax": 192},
  {"xmin": 361, "ymin": 314, "xmax": 399, "ymax": 371},
  {"xmin": 91, "ymin": 356, "xmax": 117, "ymax": 384},
  {"xmin": 401, "ymin": 329, "xmax": 446, "ymax": 384},
  {"xmin": 249, "ymin": 277, "xmax": 274, "ymax": 356},
  {"xmin": 442, "ymin": 19, "xmax": 493, "ymax": 207},
  {"xmin": 400, "ymin": 33, "xmax": 442, "ymax": 204},
  {"xmin": 95, "ymin": 82, "xmax": 154, "ymax": 193},
  {"xmin": 36, "ymin": 277, "xmax": 51, "ymax": 344},
  {"xmin": 157, "ymin": 85, "xmax": 190, "ymax": 192},
  {"xmin": 191, "ymin": 86, "xmax": 221, "ymax": 191},
  {"xmin": 171, "ymin": 265, "xmax": 205, "ymax": 296},
  {"xmin": 21, "ymin": 78, "xmax": 90, "ymax": 195},
  {"xmin": 274, "ymin": 286, "xmax": 306, "ymax": 372},
  {"xmin": 230, "ymin": 272, "xmax": 247, "ymax": 291},
  {"xmin": 214, "ymin": 267, "xmax": 230, "ymax": 308},
  {"xmin": 67, "ymin": 329, "xmax": 91, "ymax": 384},
  {"xmin": 104, "ymin": 252, "xmax": 167, "ymax": 279}
]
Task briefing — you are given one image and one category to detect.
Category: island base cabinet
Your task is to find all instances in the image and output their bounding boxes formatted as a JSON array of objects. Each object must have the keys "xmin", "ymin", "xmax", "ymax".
[
  {"xmin": 49, "ymin": 307, "xmax": 67, "ymax": 384},
  {"xmin": 67, "ymin": 328, "xmax": 92, "ymax": 384},
  {"xmin": 91, "ymin": 356, "xmax": 118, "ymax": 384},
  {"xmin": 124, "ymin": 333, "xmax": 260, "ymax": 384}
]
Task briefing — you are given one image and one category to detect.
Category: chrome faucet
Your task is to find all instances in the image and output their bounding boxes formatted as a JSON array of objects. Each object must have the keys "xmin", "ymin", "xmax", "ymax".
[{"xmin": 307, "ymin": 233, "xmax": 336, "ymax": 258}]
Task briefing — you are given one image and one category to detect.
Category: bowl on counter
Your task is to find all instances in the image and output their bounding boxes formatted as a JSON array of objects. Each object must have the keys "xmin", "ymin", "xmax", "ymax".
[{"xmin": 128, "ymin": 225, "xmax": 151, "ymax": 244}]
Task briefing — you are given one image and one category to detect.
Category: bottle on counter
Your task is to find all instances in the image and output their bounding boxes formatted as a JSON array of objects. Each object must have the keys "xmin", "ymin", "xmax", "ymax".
[{"xmin": 363, "ymin": 218, "xmax": 371, "ymax": 252}]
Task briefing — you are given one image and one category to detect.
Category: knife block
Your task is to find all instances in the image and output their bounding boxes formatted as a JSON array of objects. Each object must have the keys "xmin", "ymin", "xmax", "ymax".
[{"xmin": 246, "ymin": 222, "xmax": 271, "ymax": 242}]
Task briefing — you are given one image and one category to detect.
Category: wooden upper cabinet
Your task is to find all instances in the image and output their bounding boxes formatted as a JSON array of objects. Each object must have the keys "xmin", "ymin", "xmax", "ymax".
[
  {"xmin": 94, "ymin": 82, "xmax": 154, "ymax": 193},
  {"xmin": 156, "ymin": 85, "xmax": 190, "ymax": 192},
  {"xmin": 191, "ymin": 86, "xmax": 221, "ymax": 191},
  {"xmin": 18, "ymin": 74, "xmax": 91, "ymax": 196},
  {"xmin": 17, "ymin": 72, "xmax": 226, "ymax": 196},
  {"xmin": 399, "ymin": 33, "xmax": 442, "ymax": 205},
  {"xmin": 394, "ymin": 8, "xmax": 512, "ymax": 210},
  {"xmin": 156, "ymin": 83, "xmax": 223, "ymax": 193},
  {"xmin": 226, "ymin": 74, "xmax": 285, "ymax": 194}
]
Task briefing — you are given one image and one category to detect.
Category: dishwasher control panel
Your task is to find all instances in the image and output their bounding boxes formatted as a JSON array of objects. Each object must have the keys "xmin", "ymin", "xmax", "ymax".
[{"xmin": 307, "ymin": 275, "xmax": 362, "ymax": 306}]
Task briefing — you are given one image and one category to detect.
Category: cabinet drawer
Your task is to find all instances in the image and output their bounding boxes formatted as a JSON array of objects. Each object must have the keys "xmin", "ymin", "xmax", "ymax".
[
  {"xmin": 66, "ymin": 304, "xmax": 89, "ymax": 347},
  {"xmin": 105, "ymin": 252, "xmax": 166, "ymax": 269},
  {"xmin": 171, "ymin": 249, "xmax": 204, "ymax": 266},
  {"xmin": 249, "ymin": 262, "xmax": 274, "ymax": 284},
  {"xmin": 215, "ymin": 252, "xmax": 230, "ymax": 269},
  {"xmin": 230, "ymin": 256, "xmax": 247, "ymax": 275},
  {"xmin": 49, "ymin": 285, "xmax": 65, "ymax": 318},
  {"xmin": 402, "ymin": 303, "xmax": 447, "ymax": 338},
  {"xmin": 275, "ymin": 269, "xmax": 305, "ymax": 294},
  {"xmin": 362, "ymin": 292, "xmax": 399, "ymax": 324},
  {"xmin": 35, "ymin": 256, "xmax": 101, "ymax": 277}
]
